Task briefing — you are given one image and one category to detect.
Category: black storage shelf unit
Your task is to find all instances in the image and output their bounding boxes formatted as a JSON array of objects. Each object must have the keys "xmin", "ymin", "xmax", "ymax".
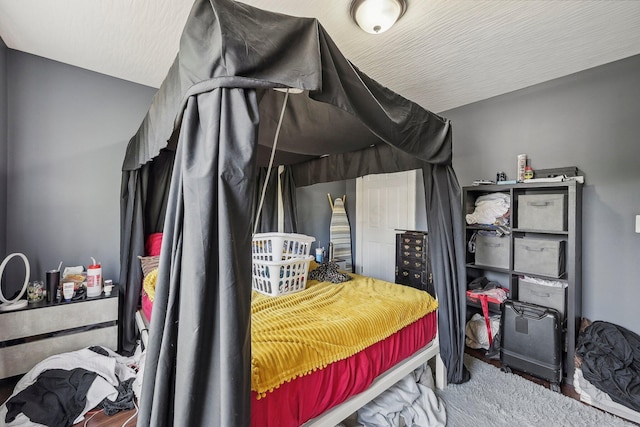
[{"xmin": 463, "ymin": 181, "xmax": 582, "ymax": 384}]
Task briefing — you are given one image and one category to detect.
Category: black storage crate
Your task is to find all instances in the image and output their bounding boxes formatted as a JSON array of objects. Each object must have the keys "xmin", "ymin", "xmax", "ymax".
[{"xmin": 500, "ymin": 299, "xmax": 563, "ymax": 391}]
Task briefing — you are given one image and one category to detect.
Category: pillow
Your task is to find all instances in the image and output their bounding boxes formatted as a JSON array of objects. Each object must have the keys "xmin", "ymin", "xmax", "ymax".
[
  {"xmin": 138, "ymin": 255, "xmax": 159, "ymax": 277},
  {"xmin": 308, "ymin": 262, "xmax": 352, "ymax": 284},
  {"xmin": 145, "ymin": 233, "xmax": 164, "ymax": 257}
]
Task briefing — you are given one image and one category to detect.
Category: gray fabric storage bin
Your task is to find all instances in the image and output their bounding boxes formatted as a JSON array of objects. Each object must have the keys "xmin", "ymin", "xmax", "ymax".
[
  {"xmin": 474, "ymin": 234, "xmax": 509, "ymax": 269},
  {"xmin": 514, "ymin": 238, "xmax": 565, "ymax": 277},
  {"xmin": 518, "ymin": 277, "xmax": 566, "ymax": 320},
  {"xmin": 517, "ymin": 194, "xmax": 567, "ymax": 231}
]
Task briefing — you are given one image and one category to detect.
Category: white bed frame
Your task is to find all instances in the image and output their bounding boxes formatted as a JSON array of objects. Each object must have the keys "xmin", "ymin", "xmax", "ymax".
[
  {"xmin": 135, "ymin": 310, "xmax": 150, "ymax": 349},
  {"xmin": 135, "ymin": 310, "xmax": 446, "ymax": 426},
  {"xmin": 302, "ymin": 336, "xmax": 446, "ymax": 426}
]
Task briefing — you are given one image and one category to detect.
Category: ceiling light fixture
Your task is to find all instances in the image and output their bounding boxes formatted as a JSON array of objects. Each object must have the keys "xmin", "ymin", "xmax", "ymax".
[{"xmin": 350, "ymin": 0, "xmax": 407, "ymax": 34}]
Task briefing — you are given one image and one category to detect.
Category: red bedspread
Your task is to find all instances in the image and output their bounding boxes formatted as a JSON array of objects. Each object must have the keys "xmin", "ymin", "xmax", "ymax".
[{"xmin": 251, "ymin": 311, "xmax": 437, "ymax": 427}]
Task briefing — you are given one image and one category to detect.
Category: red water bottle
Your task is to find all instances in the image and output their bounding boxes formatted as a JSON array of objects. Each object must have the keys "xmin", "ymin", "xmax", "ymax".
[{"xmin": 86, "ymin": 257, "xmax": 102, "ymax": 298}]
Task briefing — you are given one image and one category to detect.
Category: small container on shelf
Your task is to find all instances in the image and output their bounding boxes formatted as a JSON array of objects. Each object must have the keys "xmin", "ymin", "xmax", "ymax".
[
  {"xmin": 27, "ymin": 281, "xmax": 45, "ymax": 303},
  {"xmin": 62, "ymin": 282, "xmax": 74, "ymax": 301},
  {"xmin": 86, "ymin": 258, "xmax": 103, "ymax": 298},
  {"xmin": 104, "ymin": 279, "xmax": 114, "ymax": 296},
  {"xmin": 517, "ymin": 154, "xmax": 527, "ymax": 182},
  {"xmin": 524, "ymin": 166, "xmax": 534, "ymax": 180}
]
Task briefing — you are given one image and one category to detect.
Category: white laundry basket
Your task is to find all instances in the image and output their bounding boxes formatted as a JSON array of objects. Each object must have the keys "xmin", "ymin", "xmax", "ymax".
[
  {"xmin": 251, "ymin": 255, "xmax": 314, "ymax": 297},
  {"xmin": 251, "ymin": 233, "xmax": 316, "ymax": 296},
  {"xmin": 252, "ymin": 233, "xmax": 315, "ymax": 261}
]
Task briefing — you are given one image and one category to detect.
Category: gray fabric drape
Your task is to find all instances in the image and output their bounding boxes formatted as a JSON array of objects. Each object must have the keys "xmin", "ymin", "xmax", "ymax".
[
  {"xmin": 254, "ymin": 167, "xmax": 278, "ymax": 233},
  {"xmin": 120, "ymin": 1, "xmax": 469, "ymax": 425},
  {"xmin": 291, "ymin": 144, "xmax": 469, "ymax": 385},
  {"xmin": 422, "ymin": 163, "xmax": 470, "ymax": 384},
  {"xmin": 291, "ymin": 143, "xmax": 424, "ymax": 187},
  {"xmin": 253, "ymin": 166, "xmax": 298, "ymax": 234},
  {"xmin": 281, "ymin": 166, "xmax": 298, "ymax": 233},
  {"xmin": 119, "ymin": 170, "xmax": 144, "ymax": 355},
  {"xmin": 119, "ymin": 150, "xmax": 174, "ymax": 355},
  {"xmin": 138, "ymin": 88, "xmax": 257, "ymax": 425}
]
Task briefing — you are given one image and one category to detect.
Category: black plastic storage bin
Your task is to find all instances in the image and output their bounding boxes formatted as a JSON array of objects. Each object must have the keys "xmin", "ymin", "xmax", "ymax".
[{"xmin": 500, "ymin": 299, "xmax": 563, "ymax": 392}]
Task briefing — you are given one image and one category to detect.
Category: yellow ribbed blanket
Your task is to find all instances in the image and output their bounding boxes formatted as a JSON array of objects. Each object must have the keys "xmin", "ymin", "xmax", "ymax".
[{"xmin": 251, "ymin": 274, "xmax": 438, "ymax": 397}]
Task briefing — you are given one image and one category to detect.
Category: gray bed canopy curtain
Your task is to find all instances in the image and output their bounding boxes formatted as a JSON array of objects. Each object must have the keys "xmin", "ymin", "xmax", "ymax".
[{"xmin": 119, "ymin": 0, "xmax": 468, "ymax": 424}]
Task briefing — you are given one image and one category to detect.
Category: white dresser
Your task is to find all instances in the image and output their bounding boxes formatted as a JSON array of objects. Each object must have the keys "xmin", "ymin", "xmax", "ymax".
[{"xmin": 0, "ymin": 290, "xmax": 119, "ymax": 379}]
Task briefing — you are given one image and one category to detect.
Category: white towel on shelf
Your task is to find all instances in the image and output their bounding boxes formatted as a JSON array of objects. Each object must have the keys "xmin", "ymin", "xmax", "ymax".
[{"xmin": 465, "ymin": 193, "xmax": 510, "ymax": 225}]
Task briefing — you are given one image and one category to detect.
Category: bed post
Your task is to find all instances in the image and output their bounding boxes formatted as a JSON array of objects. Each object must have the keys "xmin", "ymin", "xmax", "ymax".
[{"xmin": 434, "ymin": 334, "xmax": 447, "ymax": 390}]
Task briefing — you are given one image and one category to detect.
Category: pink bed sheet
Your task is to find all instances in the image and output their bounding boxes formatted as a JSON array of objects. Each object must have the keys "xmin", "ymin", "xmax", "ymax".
[{"xmin": 141, "ymin": 289, "xmax": 153, "ymax": 322}]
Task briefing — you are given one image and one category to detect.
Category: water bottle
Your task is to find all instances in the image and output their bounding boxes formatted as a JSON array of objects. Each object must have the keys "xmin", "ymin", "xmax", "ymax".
[{"xmin": 86, "ymin": 257, "xmax": 102, "ymax": 298}]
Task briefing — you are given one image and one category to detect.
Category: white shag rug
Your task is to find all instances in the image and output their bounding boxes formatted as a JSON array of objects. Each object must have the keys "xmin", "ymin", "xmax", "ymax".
[{"xmin": 436, "ymin": 355, "xmax": 636, "ymax": 427}]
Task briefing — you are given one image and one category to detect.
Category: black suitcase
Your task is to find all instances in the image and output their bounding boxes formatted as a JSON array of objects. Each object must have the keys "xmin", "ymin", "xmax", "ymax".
[{"xmin": 500, "ymin": 299, "xmax": 563, "ymax": 392}]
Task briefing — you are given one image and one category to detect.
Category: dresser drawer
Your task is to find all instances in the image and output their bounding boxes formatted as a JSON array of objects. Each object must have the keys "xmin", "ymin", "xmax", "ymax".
[
  {"xmin": 400, "ymin": 243, "xmax": 424, "ymax": 252},
  {"xmin": 396, "ymin": 268, "xmax": 424, "ymax": 288},
  {"xmin": 0, "ymin": 293, "xmax": 120, "ymax": 380},
  {"xmin": 0, "ymin": 297, "xmax": 118, "ymax": 342},
  {"xmin": 0, "ymin": 326, "xmax": 118, "ymax": 379},
  {"xmin": 398, "ymin": 258, "xmax": 425, "ymax": 270},
  {"xmin": 397, "ymin": 268, "xmax": 423, "ymax": 282},
  {"xmin": 399, "ymin": 249, "xmax": 424, "ymax": 261},
  {"xmin": 399, "ymin": 234, "xmax": 425, "ymax": 246}
]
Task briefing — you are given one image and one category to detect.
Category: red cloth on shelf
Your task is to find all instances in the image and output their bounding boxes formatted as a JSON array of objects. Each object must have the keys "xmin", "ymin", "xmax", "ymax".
[{"xmin": 466, "ymin": 289, "xmax": 507, "ymax": 347}]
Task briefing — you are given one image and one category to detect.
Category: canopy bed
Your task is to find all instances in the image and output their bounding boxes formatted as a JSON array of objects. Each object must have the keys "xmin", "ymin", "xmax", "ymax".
[
  {"xmin": 119, "ymin": 0, "xmax": 468, "ymax": 425},
  {"xmin": 137, "ymin": 253, "xmax": 443, "ymax": 426}
]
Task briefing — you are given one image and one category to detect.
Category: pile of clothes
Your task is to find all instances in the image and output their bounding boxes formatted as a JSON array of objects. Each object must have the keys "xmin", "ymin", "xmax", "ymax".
[
  {"xmin": 356, "ymin": 364, "xmax": 446, "ymax": 427},
  {"xmin": 1, "ymin": 346, "xmax": 143, "ymax": 427},
  {"xmin": 576, "ymin": 321, "xmax": 640, "ymax": 412},
  {"xmin": 465, "ymin": 277, "xmax": 509, "ymax": 357},
  {"xmin": 465, "ymin": 192, "xmax": 511, "ymax": 232}
]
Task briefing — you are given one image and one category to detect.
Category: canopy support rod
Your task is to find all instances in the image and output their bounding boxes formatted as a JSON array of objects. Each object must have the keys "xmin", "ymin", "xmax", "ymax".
[{"xmin": 253, "ymin": 89, "xmax": 291, "ymax": 235}]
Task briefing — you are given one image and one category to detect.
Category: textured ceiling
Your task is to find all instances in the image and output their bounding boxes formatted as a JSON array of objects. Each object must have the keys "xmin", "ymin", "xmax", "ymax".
[{"xmin": 0, "ymin": 0, "xmax": 639, "ymax": 113}]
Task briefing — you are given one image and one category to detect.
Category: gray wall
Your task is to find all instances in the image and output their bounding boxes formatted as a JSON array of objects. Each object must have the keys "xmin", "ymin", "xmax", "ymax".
[
  {"xmin": 3, "ymin": 47, "xmax": 639, "ymax": 333},
  {"xmin": 0, "ymin": 38, "xmax": 7, "ymax": 260},
  {"xmin": 5, "ymin": 51, "xmax": 157, "ymax": 290},
  {"xmin": 443, "ymin": 54, "xmax": 640, "ymax": 333},
  {"xmin": 296, "ymin": 179, "xmax": 357, "ymax": 259}
]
